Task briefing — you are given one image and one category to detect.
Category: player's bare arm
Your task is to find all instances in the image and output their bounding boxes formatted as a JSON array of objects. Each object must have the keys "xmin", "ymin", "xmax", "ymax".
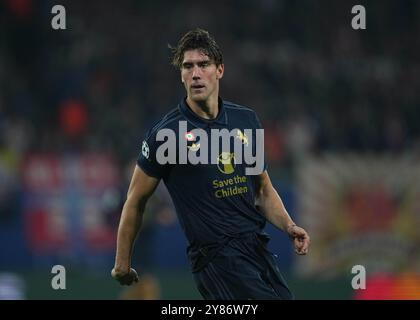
[
  {"xmin": 254, "ymin": 171, "xmax": 310, "ymax": 255},
  {"xmin": 111, "ymin": 166, "xmax": 160, "ymax": 285}
]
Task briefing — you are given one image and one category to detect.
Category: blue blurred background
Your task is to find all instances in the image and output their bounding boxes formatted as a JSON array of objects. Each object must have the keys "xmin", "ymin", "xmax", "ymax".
[{"xmin": 0, "ymin": 0, "xmax": 419, "ymax": 299}]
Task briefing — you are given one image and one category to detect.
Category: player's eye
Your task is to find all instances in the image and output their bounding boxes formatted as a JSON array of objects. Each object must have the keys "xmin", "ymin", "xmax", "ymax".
[
  {"xmin": 183, "ymin": 63, "xmax": 193, "ymax": 69},
  {"xmin": 199, "ymin": 62, "xmax": 210, "ymax": 68}
]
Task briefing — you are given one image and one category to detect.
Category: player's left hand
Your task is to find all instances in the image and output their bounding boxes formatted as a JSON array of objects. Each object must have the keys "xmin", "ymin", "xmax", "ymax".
[{"xmin": 287, "ymin": 224, "xmax": 310, "ymax": 255}]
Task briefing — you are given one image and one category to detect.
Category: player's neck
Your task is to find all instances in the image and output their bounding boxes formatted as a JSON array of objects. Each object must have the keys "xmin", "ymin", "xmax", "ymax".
[{"xmin": 186, "ymin": 95, "xmax": 219, "ymax": 120}]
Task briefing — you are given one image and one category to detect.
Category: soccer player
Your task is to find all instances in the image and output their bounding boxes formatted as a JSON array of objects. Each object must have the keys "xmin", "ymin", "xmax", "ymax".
[{"xmin": 111, "ymin": 29, "xmax": 310, "ymax": 299}]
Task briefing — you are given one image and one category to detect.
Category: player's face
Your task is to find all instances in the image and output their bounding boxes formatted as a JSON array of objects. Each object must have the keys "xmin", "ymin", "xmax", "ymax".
[{"xmin": 181, "ymin": 49, "xmax": 224, "ymax": 103}]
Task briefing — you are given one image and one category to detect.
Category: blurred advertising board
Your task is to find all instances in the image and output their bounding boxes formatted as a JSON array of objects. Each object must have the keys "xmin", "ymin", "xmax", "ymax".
[
  {"xmin": 295, "ymin": 154, "xmax": 420, "ymax": 280},
  {"xmin": 22, "ymin": 153, "xmax": 120, "ymax": 263}
]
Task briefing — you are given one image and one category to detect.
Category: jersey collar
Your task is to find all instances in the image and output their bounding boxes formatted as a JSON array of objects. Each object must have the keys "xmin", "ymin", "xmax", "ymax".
[{"xmin": 179, "ymin": 97, "xmax": 228, "ymax": 128}]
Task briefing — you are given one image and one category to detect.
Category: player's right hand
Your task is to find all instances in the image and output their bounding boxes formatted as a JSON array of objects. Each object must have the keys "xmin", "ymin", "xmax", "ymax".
[{"xmin": 111, "ymin": 267, "xmax": 139, "ymax": 285}]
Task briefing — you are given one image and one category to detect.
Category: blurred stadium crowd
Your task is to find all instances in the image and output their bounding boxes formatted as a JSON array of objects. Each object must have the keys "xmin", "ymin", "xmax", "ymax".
[
  {"xmin": 0, "ymin": 0, "xmax": 419, "ymax": 299},
  {"xmin": 1, "ymin": 0, "xmax": 419, "ymax": 172}
]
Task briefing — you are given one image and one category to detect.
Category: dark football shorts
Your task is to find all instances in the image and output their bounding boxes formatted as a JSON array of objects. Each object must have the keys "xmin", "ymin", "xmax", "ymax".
[{"xmin": 192, "ymin": 233, "xmax": 293, "ymax": 300}]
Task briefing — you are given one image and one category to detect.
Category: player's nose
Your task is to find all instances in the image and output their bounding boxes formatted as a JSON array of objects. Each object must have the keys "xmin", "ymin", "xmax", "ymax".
[{"xmin": 192, "ymin": 66, "xmax": 201, "ymax": 79}]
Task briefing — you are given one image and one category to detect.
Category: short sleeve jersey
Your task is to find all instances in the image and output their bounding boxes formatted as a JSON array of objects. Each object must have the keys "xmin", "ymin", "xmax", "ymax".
[{"xmin": 137, "ymin": 97, "xmax": 268, "ymax": 270}]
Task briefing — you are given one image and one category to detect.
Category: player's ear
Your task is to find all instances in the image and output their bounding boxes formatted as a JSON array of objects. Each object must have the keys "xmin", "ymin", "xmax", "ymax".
[{"xmin": 216, "ymin": 63, "xmax": 224, "ymax": 80}]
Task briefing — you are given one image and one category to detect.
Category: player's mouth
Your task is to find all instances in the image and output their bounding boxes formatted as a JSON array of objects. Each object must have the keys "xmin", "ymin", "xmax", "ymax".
[{"xmin": 191, "ymin": 84, "xmax": 205, "ymax": 91}]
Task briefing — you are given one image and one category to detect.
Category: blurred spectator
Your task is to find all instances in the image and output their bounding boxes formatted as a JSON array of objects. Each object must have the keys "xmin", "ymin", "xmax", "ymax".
[{"xmin": 59, "ymin": 99, "xmax": 88, "ymax": 139}]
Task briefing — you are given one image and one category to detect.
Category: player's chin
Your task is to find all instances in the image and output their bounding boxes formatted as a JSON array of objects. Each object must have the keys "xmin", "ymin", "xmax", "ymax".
[
  {"xmin": 191, "ymin": 96, "xmax": 206, "ymax": 103},
  {"xmin": 190, "ymin": 91, "xmax": 207, "ymax": 100}
]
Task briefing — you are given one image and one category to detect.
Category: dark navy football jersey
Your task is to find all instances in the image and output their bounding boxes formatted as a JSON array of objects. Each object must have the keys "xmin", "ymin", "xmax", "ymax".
[{"xmin": 137, "ymin": 97, "xmax": 268, "ymax": 271}]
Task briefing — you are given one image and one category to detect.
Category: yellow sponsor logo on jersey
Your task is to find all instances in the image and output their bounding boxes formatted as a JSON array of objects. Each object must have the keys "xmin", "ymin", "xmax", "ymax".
[
  {"xmin": 212, "ymin": 175, "xmax": 248, "ymax": 199},
  {"xmin": 217, "ymin": 152, "xmax": 235, "ymax": 174}
]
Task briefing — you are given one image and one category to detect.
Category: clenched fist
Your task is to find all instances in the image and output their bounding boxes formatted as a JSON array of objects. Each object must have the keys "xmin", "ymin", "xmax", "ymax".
[{"xmin": 111, "ymin": 267, "xmax": 139, "ymax": 285}]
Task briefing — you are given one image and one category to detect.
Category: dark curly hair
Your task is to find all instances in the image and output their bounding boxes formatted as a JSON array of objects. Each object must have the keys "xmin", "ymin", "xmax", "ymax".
[{"xmin": 170, "ymin": 28, "xmax": 223, "ymax": 69}]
